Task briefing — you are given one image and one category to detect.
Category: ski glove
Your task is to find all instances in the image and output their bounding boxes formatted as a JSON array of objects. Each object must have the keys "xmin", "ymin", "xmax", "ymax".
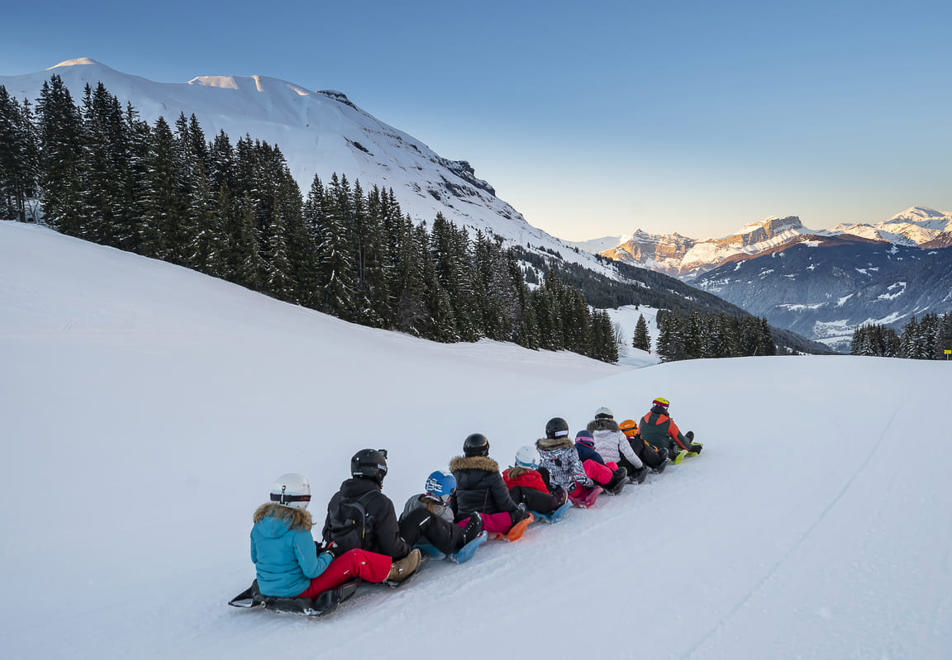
[{"xmin": 322, "ymin": 541, "xmax": 342, "ymax": 560}]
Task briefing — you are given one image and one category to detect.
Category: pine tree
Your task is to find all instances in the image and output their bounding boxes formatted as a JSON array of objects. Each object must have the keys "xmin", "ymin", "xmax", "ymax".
[
  {"xmin": 633, "ymin": 313, "xmax": 650, "ymax": 352},
  {"xmin": 36, "ymin": 75, "xmax": 84, "ymax": 235}
]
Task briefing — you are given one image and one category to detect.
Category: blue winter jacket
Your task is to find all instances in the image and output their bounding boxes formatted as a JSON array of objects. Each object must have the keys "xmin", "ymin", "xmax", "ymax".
[
  {"xmin": 250, "ymin": 509, "xmax": 333, "ymax": 597},
  {"xmin": 575, "ymin": 439, "xmax": 606, "ymax": 465}
]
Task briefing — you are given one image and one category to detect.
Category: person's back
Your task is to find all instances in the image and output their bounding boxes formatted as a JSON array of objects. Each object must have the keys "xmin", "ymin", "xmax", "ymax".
[
  {"xmin": 587, "ymin": 407, "xmax": 646, "ymax": 481},
  {"xmin": 450, "ymin": 436, "xmax": 518, "ymax": 518},
  {"xmin": 639, "ymin": 397, "xmax": 701, "ymax": 459},
  {"xmin": 251, "ymin": 489, "xmax": 331, "ymax": 597},
  {"xmin": 323, "ymin": 449, "xmax": 413, "ymax": 560}
]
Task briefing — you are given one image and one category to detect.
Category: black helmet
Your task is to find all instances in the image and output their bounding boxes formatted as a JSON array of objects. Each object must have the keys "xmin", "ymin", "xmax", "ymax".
[
  {"xmin": 463, "ymin": 433, "xmax": 490, "ymax": 457},
  {"xmin": 351, "ymin": 448, "xmax": 388, "ymax": 484},
  {"xmin": 545, "ymin": 417, "xmax": 569, "ymax": 439}
]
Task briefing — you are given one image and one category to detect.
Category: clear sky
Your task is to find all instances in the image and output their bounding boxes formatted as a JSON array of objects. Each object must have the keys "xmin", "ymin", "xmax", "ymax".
[{"xmin": 2, "ymin": 0, "xmax": 951, "ymax": 240}]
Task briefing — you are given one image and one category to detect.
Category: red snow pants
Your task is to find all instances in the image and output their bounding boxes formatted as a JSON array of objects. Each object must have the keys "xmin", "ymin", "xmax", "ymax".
[
  {"xmin": 457, "ymin": 511, "xmax": 512, "ymax": 534},
  {"xmin": 583, "ymin": 459, "xmax": 614, "ymax": 485},
  {"xmin": 296, "ymin": 548, "xmax": 392, "ymax": 598}
]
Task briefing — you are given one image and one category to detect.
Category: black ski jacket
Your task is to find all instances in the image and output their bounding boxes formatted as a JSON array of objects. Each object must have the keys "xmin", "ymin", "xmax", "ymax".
[
  {"xmin": 449, "ymin": 455, "xmax": 519, "ymax": 520},
  {"xmin": 322, "ymin": 477, "xmax": 411, "ymax": 559}
]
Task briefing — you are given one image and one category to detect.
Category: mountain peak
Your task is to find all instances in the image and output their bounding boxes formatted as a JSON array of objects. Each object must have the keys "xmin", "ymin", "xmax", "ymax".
[
  {"xmin": 889, "ymin": 206, "xmax": 947, "ymax": 222},
  {"xmin": 48, "ymin": 57, "xmax": 104, "ymax": 70}
]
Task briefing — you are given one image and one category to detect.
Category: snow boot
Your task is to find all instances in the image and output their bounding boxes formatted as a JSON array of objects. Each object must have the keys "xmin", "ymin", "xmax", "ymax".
[
  {"xmin": 386, "ymin": 548, "xmax": 422, "ymax": 583},
  {"xmin": 604, "ymin": 467, "xmax": 628, "ymax": 494},
  {"xmin": 628, "ymin": 465, "xmax": 649, "ymax": 484},
  {"xmin": 652, "ymin": 455, "xmax": 668, "ymax": 474},
  {"xmin": 461, "ymin": 513, "xmax": 483, "ymax": 545}
]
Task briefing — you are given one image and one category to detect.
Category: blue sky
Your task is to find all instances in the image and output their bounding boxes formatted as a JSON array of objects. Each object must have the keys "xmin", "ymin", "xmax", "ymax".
[{"xmin": 3, "ymin": 0, "xmax": 951, "ymax": 239}]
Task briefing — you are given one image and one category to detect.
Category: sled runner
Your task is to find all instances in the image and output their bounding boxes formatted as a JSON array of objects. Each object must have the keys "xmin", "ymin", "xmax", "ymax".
[
  {"xmin": 492, "ymin": 512, "xmax": 534, "ymax": 541},
  {"xmin": 416, "ymin": 531, "xmax": 488, "ymax": 564},
  {"xmin": 530, "ymin": 501, "xmax": 571, "ymax": 523},
  {"xmin": 228, "ymin": 579, "xmax": 359, "ymax": 617}
]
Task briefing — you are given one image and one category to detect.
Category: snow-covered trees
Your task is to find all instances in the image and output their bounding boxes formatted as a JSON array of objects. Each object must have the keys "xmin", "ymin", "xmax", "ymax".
[{"xmin": 856, "ymin": 313, "xmax": 952, "ymax": 359}]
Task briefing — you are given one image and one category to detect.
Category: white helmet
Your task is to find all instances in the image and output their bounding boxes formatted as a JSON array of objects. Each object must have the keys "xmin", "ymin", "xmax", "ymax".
[
  {"xmin": 515, "ymin": 445, "xmax": 539, "ymax": 469},
  {"xmin": 270, "ymin": 473, "xmax": 311, "ymax": 510},
  {"xmin": 595, "ymin": 406, "xmax": 614, "ymax": 420}
]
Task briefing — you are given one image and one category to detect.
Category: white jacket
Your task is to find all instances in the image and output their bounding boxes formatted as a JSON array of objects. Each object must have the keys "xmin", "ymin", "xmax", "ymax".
[{"xmin": 589, "ymin": 420, "xmax": 644, "ymax": 469}]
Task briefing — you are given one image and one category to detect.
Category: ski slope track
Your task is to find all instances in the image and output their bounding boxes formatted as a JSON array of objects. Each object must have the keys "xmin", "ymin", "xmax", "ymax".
[{"xmin": 1, "ymin": 221, "xmax": 950, "ymax": 659}]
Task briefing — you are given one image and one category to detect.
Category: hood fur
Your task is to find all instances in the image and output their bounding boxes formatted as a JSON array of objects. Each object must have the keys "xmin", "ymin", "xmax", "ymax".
[
  {"xmin": 450, "ymin": 455, "xmax": 500, "ymax": 473},
  {"xmin": 253, "ymin": 502, "xmax": 313, "ymax": 532},
  {"xmin": 536, "ymin": 436, "xmax": 573, "ymax": 451},
  {"xmin": 587, "ymin": 418, "xmax": 620, "ymax": 433}
]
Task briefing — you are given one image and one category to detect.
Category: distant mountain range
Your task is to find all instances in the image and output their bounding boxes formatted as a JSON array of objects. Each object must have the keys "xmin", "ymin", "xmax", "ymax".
[
  {"xmin": 595, "ymin": 207, "xmax": 952, "ymax": 280},
  {"xmin": 693, "ymin": 234, "xmax": 952, "ymax": 351}
]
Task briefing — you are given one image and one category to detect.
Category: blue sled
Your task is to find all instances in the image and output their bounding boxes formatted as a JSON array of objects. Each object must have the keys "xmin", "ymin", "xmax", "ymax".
[
  {"xmin": 530, "ymin": 501, "xmax": 572, "ymax": 523},
  {"xmin": 415, "ymin": 531, "xmax": 488, "ymax": 564}
]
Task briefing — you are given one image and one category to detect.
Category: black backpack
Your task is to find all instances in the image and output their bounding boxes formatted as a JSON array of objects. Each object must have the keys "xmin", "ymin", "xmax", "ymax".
[{"xmin": 327, "ymin": 491, "xmax": 377, "ymax": 552}]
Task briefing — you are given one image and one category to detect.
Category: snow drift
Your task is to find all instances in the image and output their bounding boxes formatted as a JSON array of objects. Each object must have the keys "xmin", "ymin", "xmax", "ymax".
[{"xmin": 1, "ymin": 221, "xmax": 950, "ymax": 659}]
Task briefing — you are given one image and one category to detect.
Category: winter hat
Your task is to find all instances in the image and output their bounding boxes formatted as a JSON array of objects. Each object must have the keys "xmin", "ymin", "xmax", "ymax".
[
  {"xmin": 515, "ymin": 445, "xmax": 540, "ymax": 470},
  {"xmin": 575, "ymin": 429, "xmax": 593, "ymax": 440},
  {"xmin": 652, "ymin": 397, "xmax": 670, "ymax": 409},
  {"xmin": 594, "ymin": 406, "xmax": 614, "ymax": 420}
]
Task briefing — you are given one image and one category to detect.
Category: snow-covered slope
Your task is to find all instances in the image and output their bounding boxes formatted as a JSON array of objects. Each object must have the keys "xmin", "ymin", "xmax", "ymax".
[
  {"xmin": 2, "ymin": 221, "xmax": 950, "ymax": 659},
  {"xmin": 0, "ymin": 58, "xmax": 605, "ymax": 272}
]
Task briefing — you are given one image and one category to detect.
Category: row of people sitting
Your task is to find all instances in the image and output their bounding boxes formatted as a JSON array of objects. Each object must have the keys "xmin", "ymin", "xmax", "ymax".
[{"xmin": 248, "ymin": 397, "xmax": 701, "ymax": 601}]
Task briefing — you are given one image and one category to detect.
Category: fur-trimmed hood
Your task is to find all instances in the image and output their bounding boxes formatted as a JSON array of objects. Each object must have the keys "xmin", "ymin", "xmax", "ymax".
[
  {"xmin": 587, "ymin": 418, "xmax": 620, "ymax": 433},
  {"xmin": 450, "ymin": 455, "xmax": 500, "ymax": 473},
  {"xmin": 253, "ymin": 502, "xmax": 313, "ymax": 533},
  {"xmin": 536, "ymin": 436, "xmax": 573, "ymax": 451}
]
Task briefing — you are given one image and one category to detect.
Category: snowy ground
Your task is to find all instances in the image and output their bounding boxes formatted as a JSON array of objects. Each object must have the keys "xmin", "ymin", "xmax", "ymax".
[{"xmin": 2, "ymin": 221, "xmax": 951, "ymax": 659}]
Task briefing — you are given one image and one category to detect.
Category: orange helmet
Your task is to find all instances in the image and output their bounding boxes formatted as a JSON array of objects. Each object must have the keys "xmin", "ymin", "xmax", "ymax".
[{"xmin": 619, "ymin": 419, "xmax": 639, "ymax": 438}]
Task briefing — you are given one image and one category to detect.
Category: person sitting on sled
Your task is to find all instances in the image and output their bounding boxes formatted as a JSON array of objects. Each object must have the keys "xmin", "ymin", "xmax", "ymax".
[
  {"xmin": 587, "ymin": 407, "xmax": 649, "ymax": 483},
  {"xmin": 322, "ymin": 450, "xmax": 422, "ymax": 583},
  {"xmin": 502, "ymin": 445, "xmax": 568, "ymax": 514},
  {"xmin": 574, "ymin": 429, "xmax": 629, "ymax": 493},
  {"xmin": 618, "ymin": 418, "xmax": 668, "ymax": 472},
  {"xmin": 251, "ymin": 473, "xmax": 418, "ymax": 601},
  {"xmin": 536, "ymin": 417, "xmax": 603, "ymax": 507},
  {"xmin": 638, "ymin": 397, "xmax": 702, "ymax": 461},
  {"xmin": 399, "ymin": 470, "xmax": 483, "ymax": 555},
  {"xmin": 450, "ymin": 433, "xmax": 531, "ymax": 534}
]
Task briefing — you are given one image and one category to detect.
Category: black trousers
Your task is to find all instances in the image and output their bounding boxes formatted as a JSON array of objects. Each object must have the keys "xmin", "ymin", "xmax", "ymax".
[
  {"xmin": 508, "ymin": 485, "xmax": 562, "ymax": 514},
  {"xmin": 398, "ymin": 507, "xmax": 465, "ymax": 555},
  {"xmin": 630, "ymin": 439, "xmax": 667, "ymax": 469}
]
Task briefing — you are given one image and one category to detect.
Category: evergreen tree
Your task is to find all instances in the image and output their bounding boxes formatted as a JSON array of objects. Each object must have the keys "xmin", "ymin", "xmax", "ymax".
[
  {"xmin": 633, "ymin": 313, "xmax": 650, "ymax": 352},
  {"xmin": 36, "ymin": 75, "xmax": 84, "ymax": 235}
]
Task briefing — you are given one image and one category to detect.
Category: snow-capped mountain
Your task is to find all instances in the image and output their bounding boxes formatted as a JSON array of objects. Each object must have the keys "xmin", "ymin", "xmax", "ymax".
[
  {"xmin": 593, "ymin": 207, "xmax": 952, "ymax": 280},
  {"xmin": 0, "ymin": 58, "xmax": 598, "ymax": 270},
  {"xmin": 829, "ymin": 206, "xmax": 952, "ymax": 247},
  {"xmin": 601, "ymin": 216, "xmax": 810, "ymax": 279},
  {"xmin": 694, "ymin": 234, "xmax": 952, "ymax": 351}
]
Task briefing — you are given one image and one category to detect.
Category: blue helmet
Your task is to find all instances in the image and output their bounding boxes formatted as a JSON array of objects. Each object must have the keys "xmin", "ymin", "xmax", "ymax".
[{"xmin": 424, "ymin": 471, "xmax": 456, "ymax": 500}]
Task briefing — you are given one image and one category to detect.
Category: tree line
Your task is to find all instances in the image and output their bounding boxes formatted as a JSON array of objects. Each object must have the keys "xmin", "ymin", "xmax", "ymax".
[
  {"xmin": 653, "ymin": 309, "xmax": 776, "ymax": 362},
  {"xmin": 850, "ymin": 313, "xmax": 952, "ymax": 359},
  {"xmin": 0, "ymin": 75, "xmax": 620, "ymax": 361}
]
